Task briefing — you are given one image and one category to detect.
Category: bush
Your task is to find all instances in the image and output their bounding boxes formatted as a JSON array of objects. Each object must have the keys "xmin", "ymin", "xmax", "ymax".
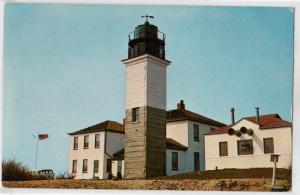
[{"xmin": 2, "ymin": 159, "xmax": 32, "ymax": 181}]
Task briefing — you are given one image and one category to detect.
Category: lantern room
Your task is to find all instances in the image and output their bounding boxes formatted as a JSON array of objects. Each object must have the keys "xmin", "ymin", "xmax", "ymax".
[{"xmin": 128, "ymin": 18, "xmax": 166, "ymax": 60}]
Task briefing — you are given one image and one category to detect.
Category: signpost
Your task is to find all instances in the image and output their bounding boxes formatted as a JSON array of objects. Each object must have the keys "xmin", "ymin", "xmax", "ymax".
[{"xmin": 270, "ymin": 154, "xmax": 280, "ymax": 187}]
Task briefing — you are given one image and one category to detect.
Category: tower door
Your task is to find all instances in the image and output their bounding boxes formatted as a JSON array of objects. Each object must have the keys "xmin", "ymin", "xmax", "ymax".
[{"xmin": 194, "ymin": 152, "xmax": 200, "ymax": 171}]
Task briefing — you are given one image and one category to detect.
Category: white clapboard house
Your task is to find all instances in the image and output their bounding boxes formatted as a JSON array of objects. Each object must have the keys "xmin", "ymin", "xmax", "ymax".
[
  {"xmin": 165, "ymin": 100, "xmax": 225, "ymax": 175},
  {"xmin": 204, "ymin": 108, "xmax": 292, "ymax": 170},
  {"xmin": 68, "ymin": 121, "xmax": 124, "ymax": 179},
  {"xmin": 68, "ymin": 100, "xmax": 225, "ymax": 179}
]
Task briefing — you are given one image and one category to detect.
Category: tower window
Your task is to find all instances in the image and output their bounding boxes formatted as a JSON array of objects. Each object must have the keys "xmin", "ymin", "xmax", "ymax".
[{"xmin": 132, "ymin": 107, "xmax": 140, "ymax": 122}]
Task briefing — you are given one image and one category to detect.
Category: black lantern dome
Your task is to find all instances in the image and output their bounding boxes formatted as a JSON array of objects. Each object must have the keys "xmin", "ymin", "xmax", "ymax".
[{"xmin": 128, "ymin": 16, "xmax": 166, "ymax": 60}]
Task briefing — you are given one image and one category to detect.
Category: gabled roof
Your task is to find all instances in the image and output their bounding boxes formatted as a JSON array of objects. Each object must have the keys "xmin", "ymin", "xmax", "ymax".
[
  {"xmin": 167, "ymin": 108, "xmax": 226, "ymax": 127},
  {"xmin": 166, "ymin": 138, "xmax": 188, "ymax": 151},
  {"xmin": 205, "ymin": 114, "xmax": 292, "ymax": 135},
  {"xmin": 68, "ymin": 120, "xmax": 124, "ymax": 136},
  {"xmin": 245, "ymin": 114, "xmax": 292, "ymax": 129}
]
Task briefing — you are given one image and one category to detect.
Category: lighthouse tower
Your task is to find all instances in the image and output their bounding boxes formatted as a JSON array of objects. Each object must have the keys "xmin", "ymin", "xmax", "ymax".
[{"xmin": 122, "ymin": 16, "xmax": 171, "ymax": 178}]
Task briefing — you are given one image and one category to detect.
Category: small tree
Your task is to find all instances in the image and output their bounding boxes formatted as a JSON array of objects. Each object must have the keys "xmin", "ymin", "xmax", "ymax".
[{"xmin": 2, "ymin": 159, "xmax": 32, "ymax": 181}]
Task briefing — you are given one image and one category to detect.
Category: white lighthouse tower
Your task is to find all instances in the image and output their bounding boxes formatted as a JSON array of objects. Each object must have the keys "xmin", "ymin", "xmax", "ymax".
[{"xmin": 122, "ymin": 16, "xmax": 171, "ymax": 178}]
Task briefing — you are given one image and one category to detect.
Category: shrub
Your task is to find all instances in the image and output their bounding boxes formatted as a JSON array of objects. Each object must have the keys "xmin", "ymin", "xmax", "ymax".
[{"xmin": 2, "ymin": 159, "xmax": 32, "ymax": 181}]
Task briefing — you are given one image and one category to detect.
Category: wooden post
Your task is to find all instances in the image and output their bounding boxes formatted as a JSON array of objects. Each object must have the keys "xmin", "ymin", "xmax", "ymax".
[
  {"xmin": 272, "ymin": 160, "xmax": 277, "ymax": 186},
  {"xmin": 270, "ymin": 154, "xmax": 279, "ymax": 187}
]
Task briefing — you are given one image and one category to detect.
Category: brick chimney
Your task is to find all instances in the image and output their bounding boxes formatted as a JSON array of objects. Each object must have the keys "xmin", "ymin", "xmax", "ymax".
[
  {"xmin": 230, "ymin": 108, "xmax": 235, "ymax": 124},
  {"xmin": 255, "ymin": 107, "xmax": 260, "ymax": 125},
  {"xmin": 177, "ymin": 100, "xmax": 185, "ymax": 110}
]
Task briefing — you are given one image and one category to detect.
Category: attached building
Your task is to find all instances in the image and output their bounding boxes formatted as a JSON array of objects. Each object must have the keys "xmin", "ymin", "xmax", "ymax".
[
  {"xmin": 204, "ymin": 109, "xmax": 292, "ymax": 170},
  {"xmin": 68, "ymin": 120, "xmax": 124, "ymax": 179},
  {"xmin": 166, "ymin": 100, "xmax": 225, "ymax": 175}
]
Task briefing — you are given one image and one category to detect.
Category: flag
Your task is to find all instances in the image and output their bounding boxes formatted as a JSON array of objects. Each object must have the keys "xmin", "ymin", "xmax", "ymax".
[{"xmin": 38, "ymin": 134, "xmax": 48, "ymax": 140}]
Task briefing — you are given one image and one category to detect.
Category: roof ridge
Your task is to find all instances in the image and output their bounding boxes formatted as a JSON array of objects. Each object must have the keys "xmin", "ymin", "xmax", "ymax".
[
  {"xmin": 68, "ymin": 120, "xmax": 124, "ymax": 135},
  {"xmin": 167, "ymin": 108, "xmax": 226, "ymax": 126},
  {"xmin": 183, "ymin": 109, "xmax": 224, "ymax": 123},
  {"xmin": 207, "ymin": 113, "xmax": 291, "ymax": 135},
  {"xmin": 244, "ymin": 113, "xmax": 279, "ymax": 119}
]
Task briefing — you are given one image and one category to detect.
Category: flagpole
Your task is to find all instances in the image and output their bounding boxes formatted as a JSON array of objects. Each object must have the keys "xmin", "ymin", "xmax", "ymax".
[{"xmin": 34, "ymin": 131, "xmax": 39, "ymax": 169}]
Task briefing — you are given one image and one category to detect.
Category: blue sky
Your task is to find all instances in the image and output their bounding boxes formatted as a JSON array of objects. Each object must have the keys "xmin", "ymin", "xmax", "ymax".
[{"xmin": 3, "ymin": 4, "xmax": 294, "ymax": 174}]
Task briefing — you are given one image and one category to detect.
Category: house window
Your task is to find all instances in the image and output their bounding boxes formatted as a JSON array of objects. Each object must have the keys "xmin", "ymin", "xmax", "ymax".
[
  {"xmin": 219, "ymin": 142, "xmax": 228, "ymax": 156},
  {"xmin": 264, "ymin": 138, "xmax": 274, "ymax": 154},
  {"xmin": 106, "ymin": 159, "xmax": 112, "ymax": 173},
  {"xmin": 82, "ymin": 159, "xmax": 88, "ymax": 173},
  {"xmin": 194, "ymin": 152, "xmax": 200, "ymax": 171},
  {"xmin": 95, "ymin": 134, "xmax": 100, "ymax": 148},
  {"xmin": 171, "ymin": 152, "xmax": 178, "ymax": 171},
  {"xmin": 193, "ymin": 124, "xmax": 199, "ymax": 142},
  {"xmin": 72, "ymin": 160, "xmax": 77, "ymax": 173},
  {"xmin": 73, "ymin": 137, "xmax": 78, "ymax": 150},
  {"xmin": 84, "ymin": 135, "xmax": 89, "ymax": 149},
  {"xmin": 237, "ymin": 139, "xmax": 253, "ymax": 155},
  {"xmin": 93, "ymin": 160, "xmax": 99, "ymax": 173},
  {"xmin": 210, "ymin": 127, "xmax": 216, "ymax": 131},
  {"xmin": 132, "ymin": 107, "xmax": 139, "ymax": 122}
]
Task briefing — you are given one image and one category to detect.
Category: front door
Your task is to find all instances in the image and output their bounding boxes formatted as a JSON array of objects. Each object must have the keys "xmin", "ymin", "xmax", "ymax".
[{"xmin": 194, "ymin": 152, "xmax": 200, "ymax": 171}]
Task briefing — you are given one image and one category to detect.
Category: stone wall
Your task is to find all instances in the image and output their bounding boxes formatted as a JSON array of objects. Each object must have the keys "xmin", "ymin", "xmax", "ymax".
[{"xmin": 124, "ymin": 106, "xmax": 166, "ymax": 178}]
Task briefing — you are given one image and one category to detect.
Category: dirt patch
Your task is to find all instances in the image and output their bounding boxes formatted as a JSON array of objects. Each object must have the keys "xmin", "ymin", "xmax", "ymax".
[
  {"xmin": 2, "ymin": 168, "xmax": 291, "ymax": 191},
  {"xmin": 2, "ymin": 179, "xmax": 290, "ymax": 191}
]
